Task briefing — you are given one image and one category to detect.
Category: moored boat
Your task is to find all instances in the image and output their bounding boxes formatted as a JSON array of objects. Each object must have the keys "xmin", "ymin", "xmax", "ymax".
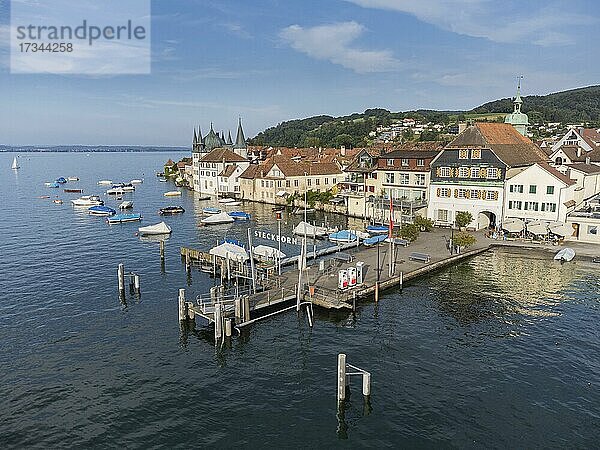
[
  {"xmin": 119, "ymin": 200, "xmax": 134, "ymax": 209},
  {"xmin": 363, "ymin": 234, "xmax": 387, "ymax": 247},
  {"xmin": 203, "ymin": 207, "xmax": 221, "ymax": 215},
  {"xmin": 253, "ymin": 244, "xmax": 286, "ymax": 262},
  {"xmin": 366, "ymin": 225, "xmax": 388, "ymax": 235},
  {"xmin": 554, "ymin": 247, "xmax": 575, "ymax": 262},
  {"xmin": 293, "ymin": 221, "xmax": 329, "ymax": 237},
  {"xmin": 106, "ymin": 213, "xmax": 142, "ymax": 224},
  {"xmin": 53, "ymin": 199, "xmax": 63, "ymax": 205},
  {"xmin": 71, "ymin": 195, "xmax": 104, "ymax": 206},
  {"xmin": 164, "ymin": 191, "xmax": 182, "ymax": 197},
  {"xmin": 67, "ymin": 176, "xmax": 79, "ymax": 181},
  {"xmin": 329, "ymin": 230, "xmax": 368, "ymax": 243},
  {"xmin": 218, "ymin": 197, "xmax": 237, "ymax": 204},
  {"xmin": 201, "ymin": 212, "xmax": 235, "ymax": 225},
  {"xmin": 98, "ymin": 180, "xmax": 113, "ymax": 185},
  {"xmin": 55, "ymin": 177, "xmax": 67, "ymax": 184},
  {"xmin": 130, "ymin": 179, "xmax": 143, "ymax": 184},
  {"xmin": 209, "ymin": 241, "xmax": 249, "ymax": 262},
  {"xmin": 11, "ymin": 157, "xmax": 19, "ymax": 170},
  {"xmin": 228, "ymin": 211, "xmax": 251, "ymax": 220},
  {"xmin": 111, "ymin": 183, "xmax": 135, "ymax": 191},
  {"xmin": 138, "ymin": 221, "xmax": 172, "ymax": 236},
  {"xmin": 64, "ymin": 188, "xmax": 83, "ymax": 193},
  {"xmin": 292, "ymin": 207, "xmax": 315, "ymax": 215},
  {"xmin": 46, "ymin": 182, "xmax": 60, "ymax": 188},
  {"xmin": 88, "ymin": 205, "xmax": 116, "ymax": 216},
  {"xmin": 106, "ymin": 187, "xmax": 128, "ymax": 195},
  {"xmin": 159, "ymin": 206, "xmax": 185, "ymax": 215}
]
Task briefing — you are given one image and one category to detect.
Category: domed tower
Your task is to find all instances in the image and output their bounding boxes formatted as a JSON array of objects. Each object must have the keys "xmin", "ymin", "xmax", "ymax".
[{"xmin": 504, "ymin": 77, "xmax": 529, "ymax": 136}]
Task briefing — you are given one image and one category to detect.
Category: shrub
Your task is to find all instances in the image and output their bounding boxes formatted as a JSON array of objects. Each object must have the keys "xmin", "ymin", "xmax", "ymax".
[
  {"xmin": 455, "ymin": 211, "xmax": 473, "ymax": 229},
  {"xmin": 414, "ymin": 216, "xmax": 434, "ymax": 232},
  {"xmin": 399, "ymin": 223, "xmax": 419, "ymax": 242},
  {"xmin": 453, "ymin": 231, "xmax": 476, "ymax": 248}
]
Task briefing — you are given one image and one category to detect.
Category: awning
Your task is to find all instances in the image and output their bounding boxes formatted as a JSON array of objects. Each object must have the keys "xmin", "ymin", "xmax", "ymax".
[
  {"xmin": 527, "ymin": 220, "xmax": 550, "ymax": 235},
  {"xmin": 276, "ymin": 190, "xmax": 288, "ymax": 197},
  {"xmin": 502, "ymin": 218, "xmax": 524, "ymax": 233},
  {"xmin": 548, "ymin": 221, "xmax": 571, "ymax": 237}
]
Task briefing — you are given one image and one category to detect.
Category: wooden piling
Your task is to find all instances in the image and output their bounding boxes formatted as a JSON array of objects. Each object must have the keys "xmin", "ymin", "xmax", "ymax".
[
  {"xmin": 160, "ymin": 240, "xmax": 165, "ymax": 260},
  {"xmin": 214, "ymin": 303, "xmax": 222, "ymax": 341},
  {"xmin": 374, "ymin": 282, "xmax": 379, "ymax": 303},
  {"xmin": 134, "ymin": 274, "xmax": 140, "ymax": 294},
  {"xmin": 178, "ymin": 288, "xmax": 186, "ymax": 322},
  {"xmin": 362, "ymin": 371, "xmax": 371, "ymax": 397},
  {"xmin": 399, "ymin": 271, "xmax": 403, "ymax": 290},
  {"xmin": 234, "ymin": 298, "xmax": 242, "ymax": 324},
  {"xmin": 186, "ymin": 302, "xmax": 195, "ymax": 320},
  {"xmin": 243, "ymin": 296, "xmax": 250, "ymax": 322},
  {"xmin": 225, "ymin": 318, "xmax": 232, "ymax": 337},
  {"xmin": 118, "ymin": 263, "xmax": 125, "ymax": 295},
  {"xmin": 337, "ymin": 353, "xmax": 347, "ymax": 404}
]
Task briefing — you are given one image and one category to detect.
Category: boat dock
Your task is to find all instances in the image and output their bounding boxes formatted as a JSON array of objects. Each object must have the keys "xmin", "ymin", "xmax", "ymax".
[{"xmin": 177, "ymin": 228, "xmax": 493, "ymax": 341}]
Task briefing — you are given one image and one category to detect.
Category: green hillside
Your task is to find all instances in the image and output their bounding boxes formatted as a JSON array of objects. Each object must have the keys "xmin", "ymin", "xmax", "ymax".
[{"xmin": 250, "ymin": 85, "xmax": 600, "ymax": 147}]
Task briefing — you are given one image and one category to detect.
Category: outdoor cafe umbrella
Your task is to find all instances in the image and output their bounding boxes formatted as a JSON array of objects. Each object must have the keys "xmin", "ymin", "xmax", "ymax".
[
  {"xmin": 527, "ymin": 220, "xmax": 550, "ymax": 236},
  {"xmin": 547, "ymin": 221, "xmax": 571, "ymax": 237},
  {"xmin": 502, "ymin": 218, "xmax": 525, "ymax": 233}
]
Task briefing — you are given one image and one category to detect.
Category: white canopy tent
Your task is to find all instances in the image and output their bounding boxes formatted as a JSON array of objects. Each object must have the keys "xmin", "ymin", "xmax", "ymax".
[{"xmin": 502, "ymin": 218, "xmax": 525, "ymax": 233}]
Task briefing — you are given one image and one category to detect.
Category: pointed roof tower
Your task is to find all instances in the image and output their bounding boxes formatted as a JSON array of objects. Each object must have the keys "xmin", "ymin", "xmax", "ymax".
[
  {"xmin": 227, "ymin": 130, "xmax": 233, "ymax": 145},
  {"xmin": 504, "ymin": 76, "xmax": 529, "ymax": 136},
  {"xmin": 234, "ymin": 117, "xmax": 247, "ymax": 149},
  {"xmin": 193, "ymin": 128, "xmax": 198, "ymax": 145},
  {"xmin": 204, "ymin": 122, "xmax": 223, "ymax": 152}
]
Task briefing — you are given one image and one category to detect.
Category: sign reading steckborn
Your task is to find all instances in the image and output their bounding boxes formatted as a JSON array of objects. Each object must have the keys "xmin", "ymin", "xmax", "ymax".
[
  {"xmin": 255, "ymin": 230, "xmax": 299, "ymax": 246},
  {"xmin": 10, "ymin": 0, "xmax": 151, "ymax": 74}
]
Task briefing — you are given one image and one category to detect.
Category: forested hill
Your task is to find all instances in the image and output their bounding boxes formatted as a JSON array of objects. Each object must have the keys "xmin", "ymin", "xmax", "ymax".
[
  {"xmin": 473, "ymin": 85, "xmax": 600, "ymax": 123},
  {"xmin": 249, "ymin": 85, "xmax": 600, "ymax": 148}
]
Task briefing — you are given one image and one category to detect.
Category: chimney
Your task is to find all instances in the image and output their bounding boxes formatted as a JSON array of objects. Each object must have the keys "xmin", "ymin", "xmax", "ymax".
[{"xmin": 586, "ymin": 156, "xmax": 591, "ymax": 165}]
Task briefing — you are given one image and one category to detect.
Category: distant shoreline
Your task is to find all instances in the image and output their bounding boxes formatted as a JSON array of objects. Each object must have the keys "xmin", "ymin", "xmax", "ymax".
[{"xmin": 1, "ymin": 147, "xmax": 189, "ymax": 153}]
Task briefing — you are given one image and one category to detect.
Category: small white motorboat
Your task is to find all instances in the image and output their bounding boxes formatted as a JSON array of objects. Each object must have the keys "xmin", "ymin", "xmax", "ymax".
[
  {"xmin": 554, "ymin": 247, "xmax": 575, "ymax": 262},
  {"xmin": 98, "ymin": 180, "xmax": 113, "ymax": 185},
  {"xmin": 209, "ymin": 241, "xmax": 249, "ymax": 262},
  {"xmin": 201, "ymin": 212, "xmax": 235, "ymax": 225},
  {"xmin": 138, "ymin": 221, "xmax": 172, "ymax": 236},
  {"xmin": 107, "ymin": 188, "xmax": 127, "ymax": 195},
  {"xmin": 253, "ymin": 245, "xmax": 286, "ymax": 262},
  {"xmin": 71, "ymin": 195, "xmax": 104, "ymax": 207},
  {"xmin": 119, "ymin": 201, "xmax": 134, "ymax": 209},
  {"xmin": 130, "ymin": 179, "xmax": 143, "ymax": 184},
  {"xmin": 11, "ymin": 156, "xmax": 19, "ymax": 170},
  {"xmin": 293, "ymin": 221, "xmax": 329, "ymax": 237},
  {"xmin": 111, "ymin": 183, "xmax": 135, "ymax": 192},
  {"xmin": 203, "ymin": 207, "xmax": 221, "ymax": 215},
  {"xmin": 164, "ymin": 191, "xmax": 182, "ymax": 197},
  {"xmin": 221, "ymin": 201, "xmax": 241, "ymax": 206},
  {"xmin": 67, "ymin": 176, "xmax": 79, "ymax": 181},
  {"xmin": 218, "ymin": 197, "xmax": 237, "ymax": 204}
]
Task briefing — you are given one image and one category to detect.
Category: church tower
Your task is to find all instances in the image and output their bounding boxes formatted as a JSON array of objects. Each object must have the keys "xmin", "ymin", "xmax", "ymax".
[{"xmin": 504, "ymin": 77, "xmax": 529, "ymax": 136}]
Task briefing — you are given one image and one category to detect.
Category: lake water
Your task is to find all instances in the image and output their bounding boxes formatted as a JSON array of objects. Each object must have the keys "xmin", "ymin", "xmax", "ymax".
[{"xmin": 1, "ymin": 152, "xmax": 599, "ymax": 448}]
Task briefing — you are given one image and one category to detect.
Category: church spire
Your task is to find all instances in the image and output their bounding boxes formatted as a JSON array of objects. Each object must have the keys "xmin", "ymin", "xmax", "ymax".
[
  {"xmin": 193, "ymin": 127, "xmax": 198, "ymax": 145},
  {"xmin": 227, "ymin": 130, "xmax": 233, "ymax": 145},
  {"xmin": 234, "ymin": 117, "xmax": 246, "ymax": 149},
  {"xmin": 513, "ymin": 75, "xmax": 523, "ymax": 113}
]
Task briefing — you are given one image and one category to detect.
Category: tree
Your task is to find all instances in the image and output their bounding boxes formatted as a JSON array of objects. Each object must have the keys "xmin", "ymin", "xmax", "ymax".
[
  {"xmin": 455, "ymin": 211, "xmax": 473, "ymax": 229},
  {"xmin": 414, "ymin": 216, "xmax": 434, "ymax": 232},
  {"xmin": 399, "ymin": 223, "xmax": 419, "ymax": 242},
  {"xmin": 453, "ymin": 231, "xmax": 476, "ymax": 249}
]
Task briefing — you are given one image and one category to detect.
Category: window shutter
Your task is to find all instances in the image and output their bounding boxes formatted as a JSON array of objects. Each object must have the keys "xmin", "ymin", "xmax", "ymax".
[
  {"xmin": 465, "ymin": 190, "xmax": 470, "ymax": 199},
  {"xmin": 493, "ymin": 191, "xmax": 499, "ymax": 200},
  {"xmin": 454, "ymin": 189, "xmax": 458, "ymax": 198},
  {"xmin": 436, "ymin": 167, "xmax": 440, "ymax": 177},
  {"xmin": 436, "ymin": 188, "xmax": 440, "ymax": 197},
  {"xmin": 480, "ymin": 168, "xmax": 487, "ymax": 178}
]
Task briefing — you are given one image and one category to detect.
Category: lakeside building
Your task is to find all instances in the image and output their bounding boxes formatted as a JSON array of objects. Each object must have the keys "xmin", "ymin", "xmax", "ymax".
[
  {"xmin": 503, "ymin": 162, "xmax": 576, "ymax": 223},
  {"xmin": 549, "ymin": 127, "xmax": 600, "ymax": 168},
  {"xmin": 238, "ymin": 155, "xmax": 342, "ymax": 205},
  {"xmin": 192, "ymin": 120, "xmax": 248, "ymax": 194},
  {"xmin": 427, "ymin": 122, "xmax": 548, "ymax": 230}
]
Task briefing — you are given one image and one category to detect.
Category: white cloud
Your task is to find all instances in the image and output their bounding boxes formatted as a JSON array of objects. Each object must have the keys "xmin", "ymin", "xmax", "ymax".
[
  {"xmin": 280, "ymin": 21, "xmax": 400, "ymax": 73},
  {"xmin": 346, "ymin": 0, "xmax": 593, "ymax": 46}
]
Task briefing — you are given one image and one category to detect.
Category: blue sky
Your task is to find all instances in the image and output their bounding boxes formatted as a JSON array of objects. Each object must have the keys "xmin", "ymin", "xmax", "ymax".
[{"xmin": 0, "ymin": 0, "xmax": 598, "ymax": 146}]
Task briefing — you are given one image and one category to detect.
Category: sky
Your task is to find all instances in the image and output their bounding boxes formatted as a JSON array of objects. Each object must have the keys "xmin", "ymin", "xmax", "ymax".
[{"xmin": 0, "ymin": 0, "xmax": 598, "ymax": 146}]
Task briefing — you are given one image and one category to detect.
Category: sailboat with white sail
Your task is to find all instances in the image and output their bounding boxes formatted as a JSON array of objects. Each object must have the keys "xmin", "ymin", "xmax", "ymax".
[{"xmin": 11, "ymin": 157, "xmax": 19, "ymax": 170}]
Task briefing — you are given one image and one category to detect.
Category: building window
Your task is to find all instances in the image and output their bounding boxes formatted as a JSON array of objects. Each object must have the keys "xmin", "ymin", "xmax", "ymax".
[
  {"xmin": 529, "ymin": 185, "xmax": 537, "ymax": 194},
  {"xmin": 588, "ymin": 226, "xmax": 597, "ymax": 235},
  {"xmin": 386, "ymin": 173, "xmax": 395, "ymax": 184},
  {"xmin": 415, "ymin": 174, "xmax": 426, "ymax": 185},
  {"xmin": 440, "ymin": 167, "xmax": 451, "ymax": 177},
  {"xmin": 471, "ymin": 149, "xmax": 481, "ymax": 159},
  {"xmin": 294, "ymin": 179, "xmax": 299, "ymax": 187},
  {"xmin": 286, "ymin": 180, "xmax": 291, "ymax": 188},
  {"xmin": 417, "ymin": 159, "xmax": 425, "ymax": 167},
  {"xmin": 277, "ymin": 180, "xmax": 282, "ymax": 188},
  {"xmin": 470, "ymin": 167, "xmax": 480, "ymax": 178},
  {"xmin": 325, "ymin": 178, "xmax": 329, "ymax": 185},
  {"xmin": 333, "ymin": 178, "xmax": 337, "ymax": 184},
  {"xmin": 438, "ymin": 187, "xmax": 451, "ymax": 198},
  {"xmin": 471, "ymin": 189, "xmax": 479, "ymax": 199},
  {"xmin": 547, "ymin": 186, "xmax": 554, "ymax": 194},
  {"xmin": 458, "ymin": 167, "xmax": 470, "ymax": 178},
  {"xmin": 457, "ymin": 188, "xmax": 468, "ymax": 198},
  {"xmin": 486, "ymin": 191, "xmax": 496, "ymax": 200},
  {"xmin": 524, "ymin": 201, "xmax": 539, "ymax": 211},
  {"xmin": 401, "ymin": 158, "xmax": 409, "ymax": 167},
  {"xmin": 387, "ymin": 159, "xmax": 394, "ymax": 166},
  {"xmin": 458, "ymin": 149, "xmax": 469, "ymax": 159},
  {"xmin": 510, "ymin": 184, "xmax": 524, "ymax": 193},
  {"xmin": 437, "ymin": 209, "xmax": 448, "ymax": 222},
  {"xmin": 400, "ymin": 174, "xmax": 409, "ymax": 185},
  {"xmin": 261, "ymin": 180, "xmax": 265, "ymax": 187},
  {"xmin": 487, "ymin": 167, "xmax": 498, "ymax": 179},
  {"xmin": 542, "ymin": 202, "xmax": 557, "ymax": 212},
  {"xmin": 307, "ymin": 179, "xmax": 312, "ymax": 186},
  {"xmin": 315, "ymin": 178, "xmax": 320, "ymax": 185}
]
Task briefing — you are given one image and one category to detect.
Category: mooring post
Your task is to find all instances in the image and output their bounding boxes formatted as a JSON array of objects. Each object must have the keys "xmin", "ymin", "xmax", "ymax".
[
  {"xmin": 134, "ymin": 274, "xmax": 140, "ymax": 294},
  {"xmin": 362, "ymin": 371, "xmax": 371, "ymax": 397},
  {"xmin": 243, "ymin": 296, "xmax": 250, "ymax": 322},
  {"xmin": 118, "ymin": 263, "xmax": 125, "ymax": 295},
  {"xmin": 185, "ymin": 253, "xmax": 191, "ymax": 273},
  {"xmin": 337, "ymin": 353, "xmax": 347, "ymax": 404},
  {"xmin": 374, "ymin": 281, "xmax": 379, "ymax": 303},
  {"xmin": 399, "ymin": 271, "xmax": 403, "ymax": 290},
  {"xmin": 225, "ymin": 318, "xmax": 232, "ymax": 337},
  {"xmin": 234, "ymin": 298, "xmax": 242, "ymax": 324},
  {"xmin": 160, "ymin": 240, "xmax": 165, "ymax": 260},
  {"xmin": 352, "ymin": 291, "xmax": 356, "ymax": 312},
  {"xmin": 178, "ymin": 288, "xmax": 186, "ymax": 322},
  {"xmin": 306, "ymin": 304, "xmax": 313, "ymax": 328},
  {"xmin": 214, "ymin": 303, "xmax": 223, "ymax": 341},
  {"xmin": 186, "ymin": 302, "xmax": 195, "ymax": 320}
]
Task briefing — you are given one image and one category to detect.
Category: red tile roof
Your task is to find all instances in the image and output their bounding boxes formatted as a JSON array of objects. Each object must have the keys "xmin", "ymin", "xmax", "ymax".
[
  {"xmin": 537, "ymin": 161, "xmax": 576, "ymax": 186},
  {"xmin": 200, "ymin": 147, "xmax": 247, "ymax": 163}
]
